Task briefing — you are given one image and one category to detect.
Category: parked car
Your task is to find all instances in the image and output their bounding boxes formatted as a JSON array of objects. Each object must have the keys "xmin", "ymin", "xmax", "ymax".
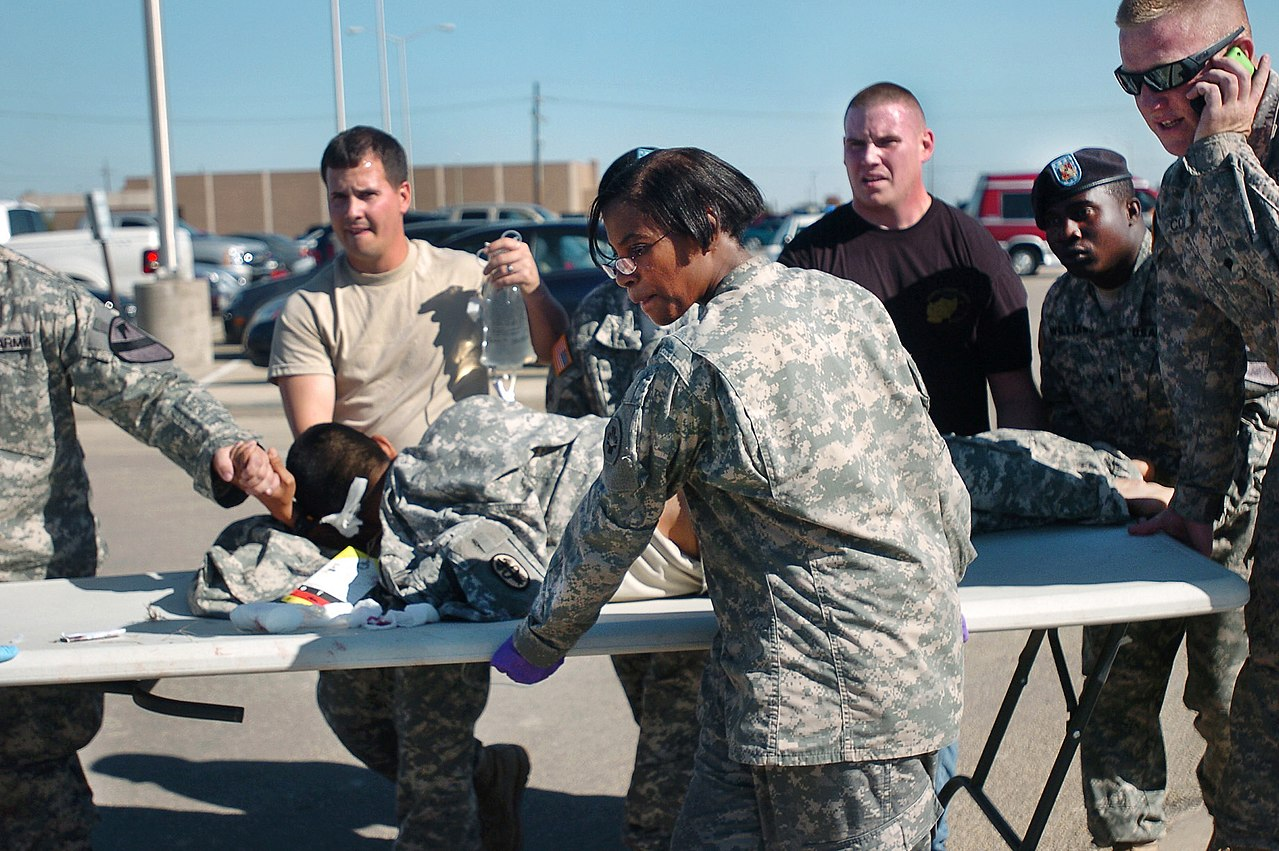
[
  {"xmin": 196, "ymin": 261, "xmax": 248, "ymax": 315},
  {"xmin": 100, "ymin": 212, "xmax": 281, "ymax": 283},
  {"xmin": 742, "ymin": 211, "xmax": 823, "ymax": 261},
  {"xmin": 6, "ymin": 199, "xmax": 194, "ymax": 301},
  {"xmin": 229, "ymin": 232, "xmax": 316, "ymax": 275},
  {"xmin": 242, "ymin": 291, "xmax": 291, "ymax": 367},
  {"xmin": 441, "ymin": 220, "xmax": 607, "ymax": 317},
  {"xmin": 221, "ymin": 263, "xmax": 322, "ymax": 344},
  {"xmin": 966, "ymin": 173, "xmax": 1157, "ymax": 276},
  {"xmin": 424, "ymin": 203, "xmax": 559, "ymax": 224}
]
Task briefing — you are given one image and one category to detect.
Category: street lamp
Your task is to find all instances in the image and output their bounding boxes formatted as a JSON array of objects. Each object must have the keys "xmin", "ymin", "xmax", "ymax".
[
  {"xmin": 329, "ymin": 0, "xmax": 346, "ymax": 131},
  {"xmin": 347, "ymin": 23, "xmax": 455, "ymax": 206},
  {"xmin": 388, "ymin": 24, "xmax": 455, "ymax": 205}
]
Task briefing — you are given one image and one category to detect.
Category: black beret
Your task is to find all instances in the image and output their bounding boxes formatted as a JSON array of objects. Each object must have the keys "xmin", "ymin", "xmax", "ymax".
[{"xmin": 1031, "ymin": 148, "xmax": 1132, "ymax": 227}]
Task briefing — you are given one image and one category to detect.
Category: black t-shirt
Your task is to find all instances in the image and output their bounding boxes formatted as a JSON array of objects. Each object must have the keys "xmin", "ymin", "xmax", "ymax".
[{"xmin": 779, "ymin": 200, "xmax": 1031, "ymax": 435}]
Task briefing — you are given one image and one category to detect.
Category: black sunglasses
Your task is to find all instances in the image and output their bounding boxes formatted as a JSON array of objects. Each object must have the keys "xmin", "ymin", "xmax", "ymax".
[{"xmin": 1114, "ymin": 26, "xmax": 1244, "ymax": 95}]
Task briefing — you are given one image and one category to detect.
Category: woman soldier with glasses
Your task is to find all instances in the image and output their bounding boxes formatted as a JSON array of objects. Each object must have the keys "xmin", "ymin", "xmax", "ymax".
[{"xmin": 490, "ymin": 146, "xmax": 975, "ymax": 849}]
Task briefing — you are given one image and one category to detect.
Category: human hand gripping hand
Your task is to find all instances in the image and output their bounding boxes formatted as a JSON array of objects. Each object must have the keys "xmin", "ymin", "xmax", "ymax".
[
  {"xmin": 213, "ymin": 441, "xmax": 294, "ymax": 522},
  {"xmin": 491, "ymin": 634, "xmax": 563, "ymax": 684},
  {"xmin": 1129, "ymin": 507, "xmax": 1213, "ymax": 557},
  {"xmin": 255, "ymin": 447, "xmax": 296, "ymax": 525},
  {"xmin": 482, "ymin": 238, "xmax": 543, "ymax": 296},
  {"xmin": 213, "ymin": 440, "xmax": 278, "ymax": 497},
  {"xmin": 1194, "ymin": 52, "xmax": 1271, "ymax": 142}
]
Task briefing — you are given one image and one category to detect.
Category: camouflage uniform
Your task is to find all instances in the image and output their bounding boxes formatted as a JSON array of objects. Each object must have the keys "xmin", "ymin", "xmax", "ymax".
[
  {"xmin": 1040, "ymin": 234, "xmax": 1279, "ymax": 846},
  {"xmin": 544, "ymin": 283, "xmax": 1139, "ymax": 849},
  {"xmin": 1153, "ymin": 71, "xmax": 1279, "ymax": 850},
  {"xmin": 515, "ymin": 259, "xmax": 975, "ymax": 848},
  {"xmin": 318, "ymin": 399, "xmax": 614, "ymax": 851},
  {"xmin": 546, "ymin": 283, "xmax": 710, "ymax": 851},
  {"xmin": 0, "ymin": 246, "xmax": 256, "ymax": 850}
]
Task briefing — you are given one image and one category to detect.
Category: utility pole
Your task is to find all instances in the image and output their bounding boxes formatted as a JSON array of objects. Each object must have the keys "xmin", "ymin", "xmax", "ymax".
[
  {"xmin": 139, "ymin": 0, "xmax": 210, "ymax": 370},
  {"xmin": 532, "ymin": 82, "xmax": 543, "ymax": 206},
  {"xmin": 330, "ymin": 0, "xmax": 346, "ymax": 132},
  {"xmin": 374, "ymin": 0, "xmax": 391, "ymax": 131},
  {"xmin": 144, "ymin": 0, "xmax": 178, "ymax": 276}
]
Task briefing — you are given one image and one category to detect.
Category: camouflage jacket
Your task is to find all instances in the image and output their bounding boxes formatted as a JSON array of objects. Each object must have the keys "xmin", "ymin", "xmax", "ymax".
[
  {"xmin": 1042, "ymin": 234, "xmax": 1278, "ymax": 541},
  {"xmin": 378, "ymin": 396, "xmax": 607, "ymax": 620},
  {"xmin": 1040, "ymin": 235, "xmax": 1182, "ymax": 476},
  {"xmin": 191, "ymin": 396, "xmax": 609, "ymax": 621},
  {"xmin": 1156, "ymin": 70, "xmax": 1279, "ymax": 523},
  {"xmin": 0, "ymin": 247, "xmax": 253, "ymax": 581},
  {"xmin": 515, "ymin": 258, "xmax": 975, "ymax": 766},
  {"xmin": 545, "ymin": 282, "xmax": 690, "ymax": 418}
]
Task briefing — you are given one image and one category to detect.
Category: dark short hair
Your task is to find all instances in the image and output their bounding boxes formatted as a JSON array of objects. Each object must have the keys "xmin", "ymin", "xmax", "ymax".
[
  {"xmin": 587, "ymin": 147, "xmax": 765, "ymax": 265},
  {"xmin": 287, "ymin": 422, "xmax": 389, "ymax": 548},
  {"xmin": 320, "ymin": 125, "xmax": 408, "ymax": 188},
  {"xmin": 1103, "ymin": 178, "xmax": 1137, "ymax": 204}
]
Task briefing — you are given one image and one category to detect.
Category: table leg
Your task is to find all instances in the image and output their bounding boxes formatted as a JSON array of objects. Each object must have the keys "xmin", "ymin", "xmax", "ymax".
[
  {"xmin": 939, "ymin": 622, "xmax": 1128, "ymax": 850},
  {"xmin": 95, "ymin": 680, "xmax": 245, "ymax": 723}
]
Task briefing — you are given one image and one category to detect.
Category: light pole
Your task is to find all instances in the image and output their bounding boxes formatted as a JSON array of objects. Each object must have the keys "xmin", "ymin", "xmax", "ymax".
[
  {"xmin": 374, "ymin": 0, "xmax": 390, "ymax": 131},
  {"xmin": 387, "ymin": 25, "xmax": 455, "ymax": 206},
  {"xmin": 329, "ymin": 0, "xmax": 346, "ymax": 132}
]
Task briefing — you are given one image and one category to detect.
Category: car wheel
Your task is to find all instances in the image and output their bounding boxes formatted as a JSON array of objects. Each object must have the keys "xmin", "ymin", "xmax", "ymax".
[{"xmin": 1009, "ymin": 246, "xmax": 1040, "ymax": 276}]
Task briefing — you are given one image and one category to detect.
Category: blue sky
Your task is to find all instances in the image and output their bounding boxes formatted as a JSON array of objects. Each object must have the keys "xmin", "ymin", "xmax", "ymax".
[{"xmin": 3, "ymin": 1, "xmax": 1277, "ymax": 221}]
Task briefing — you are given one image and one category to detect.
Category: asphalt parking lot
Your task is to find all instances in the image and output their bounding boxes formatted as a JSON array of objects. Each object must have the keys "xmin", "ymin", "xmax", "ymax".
[{"xmin": 72, "ymin": 272, "xmax": 1213, "ymax": 849}]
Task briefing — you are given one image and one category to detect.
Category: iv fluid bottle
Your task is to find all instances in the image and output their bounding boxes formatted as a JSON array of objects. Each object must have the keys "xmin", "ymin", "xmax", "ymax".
[
  {"xmin": 481, "ymin": 279, "xmax": 533, "ymax": 371},
  {"xmin": 476, "ymin": 229, "xmax": 534, "ymax": 372}
]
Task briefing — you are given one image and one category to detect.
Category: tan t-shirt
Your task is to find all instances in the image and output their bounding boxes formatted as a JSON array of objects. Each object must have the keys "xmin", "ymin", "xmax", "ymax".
[{"xmin": 268, "ymin": 239, "xmax": 487, "ymax": 450}]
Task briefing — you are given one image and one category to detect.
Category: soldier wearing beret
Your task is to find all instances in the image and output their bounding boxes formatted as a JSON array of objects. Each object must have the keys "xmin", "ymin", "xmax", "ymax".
[
  {"xmin": 1034, "ymin": 146, "xmax": 1279, "ymax": 850},
  {"xmin": 0, "ymin": 245, "xmax": 278, "ymax": 849}
]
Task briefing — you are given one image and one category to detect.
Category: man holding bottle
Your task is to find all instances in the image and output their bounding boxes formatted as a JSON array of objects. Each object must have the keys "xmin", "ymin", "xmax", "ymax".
[{"xmin": 268, "ymin": 125, "xmax": 567, "ymax": 850}]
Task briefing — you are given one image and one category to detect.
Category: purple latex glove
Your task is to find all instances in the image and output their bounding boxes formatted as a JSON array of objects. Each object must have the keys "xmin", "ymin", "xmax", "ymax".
[
  {"xmin": 961, "ymin": 614, "xmax": 969, "ymax": 644},
  {"xmin": 491, "ymin": 634, "xmax": 564, "ymax": 684}
]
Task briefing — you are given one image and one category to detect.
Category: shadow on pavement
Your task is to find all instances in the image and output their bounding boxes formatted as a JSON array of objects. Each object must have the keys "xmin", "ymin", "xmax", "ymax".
[
  {"xmin": 91, "ymin": 753, "xmax": 626, "ymax": 850},
  {"xmin": 92, "ymin": 754, "xmax": 394, "ymax": 849},
  {"xmin": 522, "ymin": 788, "xmax": 626, "ymax": 850}
]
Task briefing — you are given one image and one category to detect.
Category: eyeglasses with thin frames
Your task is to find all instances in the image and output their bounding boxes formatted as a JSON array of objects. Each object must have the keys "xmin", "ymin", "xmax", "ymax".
[
  {"xmin": 1114, "ymin": 25, "xmax": 1244, "ymax": 95},
  {"xmin": 599, "ymin": 232, "xmax": 671, "ymax": 280}
]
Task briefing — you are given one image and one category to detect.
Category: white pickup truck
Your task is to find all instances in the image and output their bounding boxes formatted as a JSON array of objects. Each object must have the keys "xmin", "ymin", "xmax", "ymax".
[{"xmin": 1, "ymin": 199, "xmax": 193, "ymax": 309}]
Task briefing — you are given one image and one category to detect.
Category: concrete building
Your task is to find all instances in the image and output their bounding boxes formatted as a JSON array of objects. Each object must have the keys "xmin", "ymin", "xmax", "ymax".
[{"xmin": 30, "ymin": 159, "xmax": 600, "ymax": 236}]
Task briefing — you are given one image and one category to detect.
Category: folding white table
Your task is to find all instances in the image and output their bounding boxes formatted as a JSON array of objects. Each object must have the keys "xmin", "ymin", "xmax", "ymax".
[{"xmin": 0, "ymin": 525, "xmax": 1248, "ymax": 849}]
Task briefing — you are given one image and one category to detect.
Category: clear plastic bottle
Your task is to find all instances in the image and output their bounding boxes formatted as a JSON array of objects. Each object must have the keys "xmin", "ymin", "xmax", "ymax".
[{"xmin": 473, "ymin": 230, "xmax": 533, "ymax": 399}]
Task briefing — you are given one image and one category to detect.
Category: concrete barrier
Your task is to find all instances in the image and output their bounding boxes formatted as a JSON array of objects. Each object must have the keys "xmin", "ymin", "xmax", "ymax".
[{"xmin": 135, "ymin": 275, "xmax": 211, "ymax": 372}]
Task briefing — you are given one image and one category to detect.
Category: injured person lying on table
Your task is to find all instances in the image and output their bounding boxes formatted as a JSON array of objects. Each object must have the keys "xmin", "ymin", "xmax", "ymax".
[{"xmin": 192, "ymin": 394, "xmax": 1172, "ymax": 624}]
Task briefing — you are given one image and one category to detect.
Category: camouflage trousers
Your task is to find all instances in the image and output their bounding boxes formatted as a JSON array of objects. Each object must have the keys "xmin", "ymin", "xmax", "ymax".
[
  {"xmin": 1080, "ymin": 606, "xmax": 1247, "ymax": 845},
  {"xmin": 669, "ymin": 665, "xmax": 939, "ymax": 850},
  {"xmin": 1081, "ymin": 413, "xmax": 1268, "ymax": 848},
  {"xmin": 0, "ymin": 684, "xmax": 103, "ymax": 851},
  {"xmin": 317, "ymin": 662, "xmax": 490, "ymax": 850},
  {"xmin": 1213, "ymin": 477, "xmax": 1279, "ymax": 850},
  {"xmin": 611, "ymin": 650, "xmax": 707, "ymax": 850}
]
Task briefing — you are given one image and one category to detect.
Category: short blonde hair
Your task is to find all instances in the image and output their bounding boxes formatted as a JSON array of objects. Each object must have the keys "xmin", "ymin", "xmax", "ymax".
[{"xmin": 1116, "ymin": 0, "xmax": 1249, "ymax": 30}]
